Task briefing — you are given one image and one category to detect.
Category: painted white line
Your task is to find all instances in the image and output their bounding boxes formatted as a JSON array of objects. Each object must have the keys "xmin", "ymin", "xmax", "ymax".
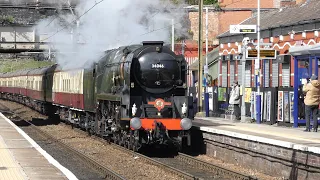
[
  {"xmin": 198, "ymin": 126, "xmax": 320, "ymax": 154},
  {"xmin": 0, "ymin": 113, "xmax": 78, "ymax": 180}
]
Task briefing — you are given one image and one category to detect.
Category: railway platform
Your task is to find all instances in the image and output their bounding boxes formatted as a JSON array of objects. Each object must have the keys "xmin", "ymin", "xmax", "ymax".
[
  {"xmin": 0, "ymin": 113, "xmax": 77, "ymax": 180},
  {"xmin": 192, "ymin": 117, "xmax": 320, "ymax": 179}
]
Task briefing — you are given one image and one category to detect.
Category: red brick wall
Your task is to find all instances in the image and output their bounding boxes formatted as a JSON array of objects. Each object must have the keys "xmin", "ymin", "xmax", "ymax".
[
  {"xmin": 189, "ymin": 11, "xmax": 219, "ymax": 43},
  {"xmin": 218, "ymin": 11, "xmax": 252, "ymax": 36},
  {"xmin": 187, "ymin": 0, "xmax": 277, "ymax": 44},
  {"xmin": 188, "ymin": 11, "xmax": 257, "ymax": 44},
  {"xmin": 219, "ymin": 0, "xmax": 274, "ymax": 8}
]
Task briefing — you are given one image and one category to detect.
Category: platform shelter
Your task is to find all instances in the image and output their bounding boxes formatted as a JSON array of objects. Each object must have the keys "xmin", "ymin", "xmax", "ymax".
[{"xmin": 289, "ymin": 44, "xmax": 320, "ymax": 128}]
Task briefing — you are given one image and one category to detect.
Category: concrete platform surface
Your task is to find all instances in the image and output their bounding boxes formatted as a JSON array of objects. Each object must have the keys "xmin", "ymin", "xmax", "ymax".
[
  {"xmin": 0, "ymin": 113, "xmax": 78, "ymax": 180},
  {"xmin": 193, "ymin": 117, "xmax": 320, "ymax": 154}
]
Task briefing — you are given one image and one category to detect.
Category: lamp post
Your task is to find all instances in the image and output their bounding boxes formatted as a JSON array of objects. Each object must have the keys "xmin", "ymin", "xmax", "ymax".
[
  {"xmin": 204, "ymin": 7, "xmax": 209, "ymax": 117},
  {"xmin": 256, "ymin": 0, "xmax": 261, "ymax": 124},
  {"xmin": 198, "ymin": 0, "xmax": 203, "ymax": 113}
]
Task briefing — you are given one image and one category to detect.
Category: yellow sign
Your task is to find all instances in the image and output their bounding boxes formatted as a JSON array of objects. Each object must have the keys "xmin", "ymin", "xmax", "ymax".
[
  {"xmin": 240, "ymin": 29, "xmax": 255, "ymax": 33},
  {"xmin": 246, "ymin": 49, "xmax": 276, "ymax": 59},
  {"xmin": 244, "ymin": 88, "xmax": 252, "ymax": 103}
]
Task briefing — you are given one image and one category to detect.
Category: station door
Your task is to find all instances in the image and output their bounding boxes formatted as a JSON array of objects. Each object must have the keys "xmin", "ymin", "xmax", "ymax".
[{"xmin": 272, "ymin": 61, "xmax": 279, "ymax": 87}]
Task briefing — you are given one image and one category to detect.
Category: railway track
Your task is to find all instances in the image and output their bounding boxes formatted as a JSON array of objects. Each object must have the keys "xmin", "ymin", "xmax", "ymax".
[
  {"xmin": 71, "ymin": 124, "xmax": 257, "ymax": 180},
  {"xmin": 0, "ymin": 102, "xmax": 257, "ymax": 180},
  {"xmin": 0, "ymin": 109, "xmax": 125, "ymax": 180}
]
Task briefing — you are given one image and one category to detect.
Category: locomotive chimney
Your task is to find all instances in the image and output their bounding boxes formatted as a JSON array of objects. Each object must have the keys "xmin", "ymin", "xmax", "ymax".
[{"xmin": 142, "ymin": 41, "xmax": 164, "ymax": 46}]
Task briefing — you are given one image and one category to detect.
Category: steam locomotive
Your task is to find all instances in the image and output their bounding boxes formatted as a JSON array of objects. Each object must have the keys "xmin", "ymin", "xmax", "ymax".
[{"xmin": 0, "ymin": 41, "xmax": 193, "ymax": 151}]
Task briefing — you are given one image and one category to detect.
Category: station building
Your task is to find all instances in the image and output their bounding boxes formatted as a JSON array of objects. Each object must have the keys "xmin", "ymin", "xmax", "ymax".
[
  {"xmin": 216, "ymin": 0, "xmax": 320, "ymax": 126},
  {"xmin": 175, "ymin": 1, "xmax": 278, "ymax": 87}
]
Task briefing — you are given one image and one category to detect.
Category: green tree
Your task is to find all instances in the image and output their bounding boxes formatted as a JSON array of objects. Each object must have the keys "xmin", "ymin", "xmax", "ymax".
[{"xmin": 203, "ymin": 0, "xmax": 219, "ymax": 5}]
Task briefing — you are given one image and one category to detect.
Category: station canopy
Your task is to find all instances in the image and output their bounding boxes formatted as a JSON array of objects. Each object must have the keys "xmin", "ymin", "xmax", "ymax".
[
  {"xmin": 289, "ymin": 44, "xmax": 320, "ymax": 56},
  {"xmin": 189, "ymin": 47, "xmax": 219, "ymax": 71}
]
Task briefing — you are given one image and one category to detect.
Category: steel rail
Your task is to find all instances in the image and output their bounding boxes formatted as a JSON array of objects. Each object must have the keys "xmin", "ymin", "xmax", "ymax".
[
  {"xmin": 29, "ymin": 122, "xmax": 126, "ymax": 180},
  {"xmin": 74, "ymin": 128, "xmax": 256, "ymax": 180},
  {"xmin": 1, "ymin": 110, "xmax": 126, "ymax": 180},
  {"xmin": 176, "ymin": 153, "xmax": 257, "ymax": 180},
  {"xmin": 76, "ymin": 130, "xmax": 198, "ymax": 180},
  {"xmin": 0, "ymin": 102, "xmax": 256, "ymax": 180}
]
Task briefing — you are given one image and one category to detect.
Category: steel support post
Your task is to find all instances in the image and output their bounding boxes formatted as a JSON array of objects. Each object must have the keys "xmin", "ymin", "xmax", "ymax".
[
  {"xmin": 241, "ymin": 46, "xmax": 246, "ymax": 122},
  {"xmin": 205, "ymin": 7, "xmax": 209, "ymax": 117},
  {"xmin": 197, "ymin": 0, "xmax": 203, "ymax": 113},
  {"xmin": 293, "ymin": 56, "xmax": 299, "ymax": 128},
  {"xmin": 256, "ymin": 0, "xmax": 261, "ymax": 124}
]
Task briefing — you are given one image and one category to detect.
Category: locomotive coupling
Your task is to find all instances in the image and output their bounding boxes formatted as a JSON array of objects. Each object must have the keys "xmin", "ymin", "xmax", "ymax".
[
  {"xmin": 130, "ymin": 117, "xmax": 142, "ymax": 130},
  {"xmin": 180, "ymin": 118, "xmax": 192, "ymax": 130}
]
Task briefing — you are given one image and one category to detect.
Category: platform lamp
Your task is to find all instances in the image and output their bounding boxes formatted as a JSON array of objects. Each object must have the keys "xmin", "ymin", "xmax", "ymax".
[{"xmin": 197, "ymin": 0, "xmax": 204, "ymax": 115}]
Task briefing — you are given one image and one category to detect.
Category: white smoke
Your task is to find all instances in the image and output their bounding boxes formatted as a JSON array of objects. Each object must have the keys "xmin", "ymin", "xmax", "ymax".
[{"xmin": 34, "ymin": 0, "xmax": 190, "ymax": 69}]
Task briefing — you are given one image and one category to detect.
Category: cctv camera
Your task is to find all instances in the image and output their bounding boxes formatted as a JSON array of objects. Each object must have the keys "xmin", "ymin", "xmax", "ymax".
[{"xmin": 242, "ymin": 37, "xmax": 250, "ymax": 46}]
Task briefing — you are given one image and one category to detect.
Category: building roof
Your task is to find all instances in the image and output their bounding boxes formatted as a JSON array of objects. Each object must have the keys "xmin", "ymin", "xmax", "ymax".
[
  {"xmin": 218, "ymin": 0, "xmax": 320, "ymax": 38},
  {"xmin": 189, "ymin": 47, "xmax": 219, "ymax": 71},
  {"xmin": 289, "ymin": 44, "xmax": 320, "ymax": 56}
]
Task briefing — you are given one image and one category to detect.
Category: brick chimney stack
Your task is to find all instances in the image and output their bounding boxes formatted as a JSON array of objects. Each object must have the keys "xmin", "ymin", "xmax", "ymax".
[
  {"xmin": 280, "ymin": 0, "xmax": 296, "ymax": 8},
  {"xmin": 296, "ymin": 0, "xmax": 307, "ymax": 4}
]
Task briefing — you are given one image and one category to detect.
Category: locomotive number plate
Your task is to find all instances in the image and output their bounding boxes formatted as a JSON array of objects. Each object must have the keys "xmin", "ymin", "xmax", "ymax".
[{"xmin": 151, "ymin": 64, "xmax": 164, "ymax": 69}]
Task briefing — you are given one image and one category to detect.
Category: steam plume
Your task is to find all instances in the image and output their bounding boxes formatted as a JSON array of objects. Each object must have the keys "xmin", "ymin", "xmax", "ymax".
[{"xmin": 35, "ymin": 0, "xmax": 190, "ymax": 69}]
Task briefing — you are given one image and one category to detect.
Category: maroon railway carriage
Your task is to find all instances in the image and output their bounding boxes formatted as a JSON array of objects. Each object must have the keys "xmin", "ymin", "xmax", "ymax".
[
  {"xmin": 0, "ymin": 65, "xmax": 57, "ymax": 114},
  {"xmin": 51, "ymin": 66, "xmax": 85, "ymax": 121},
  {"xmin": 53, "ymin": 67, "xmax": 85, "ymax": 110}
]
